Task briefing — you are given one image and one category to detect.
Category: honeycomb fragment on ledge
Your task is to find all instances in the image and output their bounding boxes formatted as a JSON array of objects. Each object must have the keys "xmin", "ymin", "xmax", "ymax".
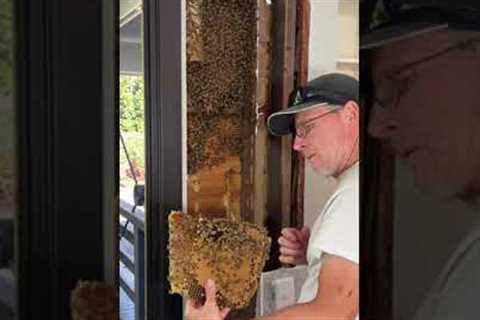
[{"xmin": 70, "ymin": 281, "xmax": 117, "ymax": 320}]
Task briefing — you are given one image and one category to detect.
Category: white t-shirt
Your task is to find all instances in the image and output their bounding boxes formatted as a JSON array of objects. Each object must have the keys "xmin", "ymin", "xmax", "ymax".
[
  {"xmin": 297, "ymin": 162, "xmax": 359, "ymax": 317},
  {"xmin": 413, "ymin": 220, "xmax": 480, "ymax": 320}
]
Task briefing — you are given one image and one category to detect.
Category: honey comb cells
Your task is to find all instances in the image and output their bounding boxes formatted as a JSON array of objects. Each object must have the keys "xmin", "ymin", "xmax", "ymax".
[
  {"xmin": 168, "ymin": 211, "xmax": 271, "ymax": 309},
  {"xmin": 70, "ymin": 281, "xmax": 117, "ymax": 320},
  {"xmin": 187, "ymin": 0, "xmax": 257, "ymax": 174},
  {"xmin": 188, "ymin": 114, "xmax": 242, "ymax": 175}
]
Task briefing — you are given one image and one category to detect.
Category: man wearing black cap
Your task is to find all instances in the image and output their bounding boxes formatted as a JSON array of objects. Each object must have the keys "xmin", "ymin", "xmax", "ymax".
[
  {"xmin": 186, "ymin": 72, "xmax": 360, "ymax": 320},
  {"xmin": 362, "ymin": 1, "xmax": 480, "ymax": 319}
]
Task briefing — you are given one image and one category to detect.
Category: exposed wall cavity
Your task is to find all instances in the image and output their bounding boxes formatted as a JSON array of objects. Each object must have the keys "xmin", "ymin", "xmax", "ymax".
[{"xmin": 186, "ymin": 0, "xmax": 258, "ymax": 222}]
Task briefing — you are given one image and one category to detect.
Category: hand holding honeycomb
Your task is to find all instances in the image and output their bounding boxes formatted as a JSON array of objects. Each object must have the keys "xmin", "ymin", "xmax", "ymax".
[{"xmin": 168, "ymin": 211, "xmax": 271, "ymax": 310}]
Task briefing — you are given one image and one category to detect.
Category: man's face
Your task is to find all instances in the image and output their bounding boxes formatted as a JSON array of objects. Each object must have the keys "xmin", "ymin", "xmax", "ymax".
[
  {"xmin": 293, "ymin": 103, "xmax": 358, "ymax": 177},
  {"xmin": 369, "ymin": 30, "xmax": 480, "ymax": 197}
]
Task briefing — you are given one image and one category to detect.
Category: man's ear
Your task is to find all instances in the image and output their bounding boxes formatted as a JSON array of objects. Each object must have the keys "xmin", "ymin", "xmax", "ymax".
[{"xmin": 341, "ymin": 100, "xmax": 360, "ymax": 123}]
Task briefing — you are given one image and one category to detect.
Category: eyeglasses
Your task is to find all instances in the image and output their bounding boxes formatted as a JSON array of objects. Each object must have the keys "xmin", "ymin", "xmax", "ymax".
[
  {"xmin": 373, "ymin": 37, "xmax": 480, "ymax": 110},
  {"xmin": 294, "ymin": 109, "xmax": 337, "ymax": 138}
]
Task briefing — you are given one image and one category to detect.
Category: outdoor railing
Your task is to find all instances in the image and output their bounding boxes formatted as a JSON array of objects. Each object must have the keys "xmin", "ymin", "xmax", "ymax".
[{"xmin": 119, "ymin": 198, "xmax": 145, "ymax": 320}]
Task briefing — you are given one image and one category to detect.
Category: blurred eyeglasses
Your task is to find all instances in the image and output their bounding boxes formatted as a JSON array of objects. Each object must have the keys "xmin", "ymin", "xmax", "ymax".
[{"xmin": 373, "ymin": 37, "xmax": 480, "ymax": 110}]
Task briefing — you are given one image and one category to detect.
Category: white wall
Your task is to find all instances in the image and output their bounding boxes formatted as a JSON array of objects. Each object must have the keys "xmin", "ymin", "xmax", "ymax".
[
  {"xmin": 304, "ymin": 0, "xmax": 339, "ymax": 228},
  {"xmin": 308, "ymin": 0, "xmax": 339, "ymax": 80},
  {"xmin": 304, "ymin": 0, "xmax": 358, "ymax": 228}
]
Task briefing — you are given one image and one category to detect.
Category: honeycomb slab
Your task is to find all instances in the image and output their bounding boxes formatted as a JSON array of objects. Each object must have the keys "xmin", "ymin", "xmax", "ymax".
[{"xmin": 168, "ymin": 211, "xmax": 271, "ymax": 309}]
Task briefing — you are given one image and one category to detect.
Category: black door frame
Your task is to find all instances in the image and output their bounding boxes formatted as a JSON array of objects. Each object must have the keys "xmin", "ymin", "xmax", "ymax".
[
  {"xmin": 16, "ymin": 0, "xmax": 183, "ymax": 319},
  {"xmin": 16, "ymin": 0, "xmax": 113, "ymax": 319},
  {"xmin": 143, "ymin": 0, "xmax": 183, "ymax": 319}
]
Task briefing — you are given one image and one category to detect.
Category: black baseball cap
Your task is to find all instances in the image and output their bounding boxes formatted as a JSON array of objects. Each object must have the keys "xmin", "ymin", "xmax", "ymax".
[
  {"xmin": 267, "ymin": 73, "xmax": 359, "ymax": 136},
  {"xmin": 361, "ymin": 0, "xmax": 480, "ymax": 50}
]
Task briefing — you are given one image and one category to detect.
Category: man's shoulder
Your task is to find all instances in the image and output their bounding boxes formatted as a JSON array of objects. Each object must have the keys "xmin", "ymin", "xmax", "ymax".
[
  {"xmin": 327, "ymin": 181, "xmax": 359, "ymax": 210},
  {"xmin": 415, "ymin": 233, "xmax": 480, "ymax": 320},
  {"xmin": 335, "ymin": 162, "xmax": 359, "ymax": 193},
  {"xmin": 438, "ymin": 225, "xmax": 480, "ymax": 292},
  {"xmin": 319, "ymin": 181, "xmax": 359, "ymax": 224}
]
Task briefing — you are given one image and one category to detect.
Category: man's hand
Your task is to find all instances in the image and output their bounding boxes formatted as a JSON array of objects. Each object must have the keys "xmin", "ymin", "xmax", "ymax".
[
  {"xmin": 185, "ymin": 279, "xmax": 231, "ymax": 320},
  {"xmin": 278, "ymin": 227, "xmax": 310, "ymax": 265}
]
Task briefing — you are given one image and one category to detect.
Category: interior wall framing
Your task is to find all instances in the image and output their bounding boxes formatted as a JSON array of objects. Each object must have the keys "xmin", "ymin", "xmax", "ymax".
[{"xmin": 185, "ymin": 0, "xmax": 258, "ymax": 222}]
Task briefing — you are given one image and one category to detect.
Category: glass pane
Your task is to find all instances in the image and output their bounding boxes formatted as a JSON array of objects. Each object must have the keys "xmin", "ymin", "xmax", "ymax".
[
  {"xmin": 119, "ymin": 1, "xmax": 146, "ymax": 319},
  {"xmin": 0, "ymin": 0, "xmax": 17, "ymax": 318}
]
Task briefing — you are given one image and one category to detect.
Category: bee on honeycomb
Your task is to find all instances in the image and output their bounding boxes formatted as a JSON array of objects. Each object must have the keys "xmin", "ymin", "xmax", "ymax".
[
  {"xmin": 168, "ymin": 211, "xmax": 271, "ymax": 310},
  {"xmin": 187, "ymin": 0, "xmax": 257, "ymax": 175}
]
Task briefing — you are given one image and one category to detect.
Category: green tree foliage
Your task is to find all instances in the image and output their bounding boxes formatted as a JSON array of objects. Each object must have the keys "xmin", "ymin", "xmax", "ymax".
[
  {"xmin": 0, "ymin": 0, "xmax": 13, "ymax": 95},
  {"xmin": 120, "ymin": 76, "xmax": 145, "ymax": 132},
  {"xmin": 119, "ymin": 76, "xmax": 145, "ymax": 187},
  {"xmin": 0, "ymin": 0, "xmax": 14, "ymax": 204}
]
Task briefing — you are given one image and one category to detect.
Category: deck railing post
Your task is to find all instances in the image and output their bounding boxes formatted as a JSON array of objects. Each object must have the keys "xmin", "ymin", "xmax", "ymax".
[{"xmin": 134, "ymin": 225, "xmax": 146, "ymax": 320}]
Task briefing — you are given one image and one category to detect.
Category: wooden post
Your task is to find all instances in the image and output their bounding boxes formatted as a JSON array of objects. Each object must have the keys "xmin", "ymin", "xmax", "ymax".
[
  {"xmin": 266, "ymin": 0, "xmax": 297, "ymax": 270},
  {"xmin": 291, "ymin": 0, "xmax": 311, "ymax": 229},
  {"xmin": 253, "ymin": 0, "xmax": 273, "ymax": 226}
]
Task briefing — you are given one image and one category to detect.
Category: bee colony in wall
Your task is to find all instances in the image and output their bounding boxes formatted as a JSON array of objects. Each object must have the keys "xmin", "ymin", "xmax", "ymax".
[{"xmin": 187, "ymin": 0, "xmax": 267, "ymax": 222}]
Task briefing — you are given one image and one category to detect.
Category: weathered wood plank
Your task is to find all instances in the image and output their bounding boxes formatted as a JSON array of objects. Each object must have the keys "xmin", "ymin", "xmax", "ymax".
[
  {"xmin": 291, "ymin": 0, "xmax": 311, "ymax": 229},
  {"xmin": 253, "ymin": 0, "xmax": 273, "ymax": 226},
  {"xmin": 187, "ymin": 157, "xmax": 242, "ymax": 220},
  {"xmin": 266, "ymin": 0, "xmax": 297, "ymax": 270}
]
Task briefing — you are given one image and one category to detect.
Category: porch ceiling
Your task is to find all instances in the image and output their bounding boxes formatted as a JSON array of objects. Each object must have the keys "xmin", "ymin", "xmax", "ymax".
[{"xmin": 120, "ymin": 0, "xmax": 142, "ymax": 75}]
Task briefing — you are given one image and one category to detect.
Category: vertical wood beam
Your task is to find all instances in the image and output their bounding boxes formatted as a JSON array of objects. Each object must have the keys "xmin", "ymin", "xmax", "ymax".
[
  {"xmin": 266, "ymin": 0, "xmax": 297, "ymax": 270},
  {"xmin": 291, "ymin": 0, "xmax": 311, "ymax": 229},
  {"xmin": 253, "ymin": 0, "xmax": 273, "ymax": 226}
]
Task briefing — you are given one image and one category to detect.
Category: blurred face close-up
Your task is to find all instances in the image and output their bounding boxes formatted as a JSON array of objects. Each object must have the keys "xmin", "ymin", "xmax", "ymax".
[
  {"xmin": 369, "ymin": 30, "xmax": 480, "ymax": 199},
  {"xmin": 293, "ymin": 103, "xmax": 358, "ymax": 177}
]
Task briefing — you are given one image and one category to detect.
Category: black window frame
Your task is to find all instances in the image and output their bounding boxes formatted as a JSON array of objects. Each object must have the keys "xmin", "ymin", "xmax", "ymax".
[
  {"xmin": 143, "ymin": 0, "xmax": 183, "ymax": 319},
  {"xmin": 15, "ymin": 0, "xmax": 183, "ymax": 318},
  {"xmin": 16, "ymin": 0, "xmax": 111, "ymax": 319}
]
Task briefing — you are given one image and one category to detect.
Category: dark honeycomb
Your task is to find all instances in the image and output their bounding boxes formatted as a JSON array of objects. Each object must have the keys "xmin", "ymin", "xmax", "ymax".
[
  {"xmin": 187, "ymin": 0, "xmax": 257, "ymax": 174},
  {"xmin": 168, "ymin": 211, "xmax": 271, "ymax": 310}
]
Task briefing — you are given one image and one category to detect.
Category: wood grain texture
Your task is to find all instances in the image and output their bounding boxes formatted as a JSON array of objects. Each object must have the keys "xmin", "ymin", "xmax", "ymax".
[
  {"xmin": 266, "ymin": 0, "xmax": 297, "ymax": 270},
  {"xmin": 291, "ymin": 0, "xmax": 311, "ymax": 229},
  {"xmin": 253, "ymin": 0, "xmax": 273, "ymax": 226},
  {"xmin": 188, "ymin": 157, "xmax": 242, "ymax": 220}
]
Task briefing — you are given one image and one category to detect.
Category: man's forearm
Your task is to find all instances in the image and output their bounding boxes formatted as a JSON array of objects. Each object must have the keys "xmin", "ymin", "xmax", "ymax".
[{"xmin": 253, "ymin": 301, "xmax": 356, "ymax": 320}]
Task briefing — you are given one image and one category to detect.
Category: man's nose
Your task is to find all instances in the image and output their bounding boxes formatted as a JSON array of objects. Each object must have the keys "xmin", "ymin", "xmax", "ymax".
[
  {"xmin": 293, "ymin": 135, "xmax": 305, "ymax": 151},
  {"xmin": 367, "ymin": 107, "xmax": 398, "ymax": 140}
]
